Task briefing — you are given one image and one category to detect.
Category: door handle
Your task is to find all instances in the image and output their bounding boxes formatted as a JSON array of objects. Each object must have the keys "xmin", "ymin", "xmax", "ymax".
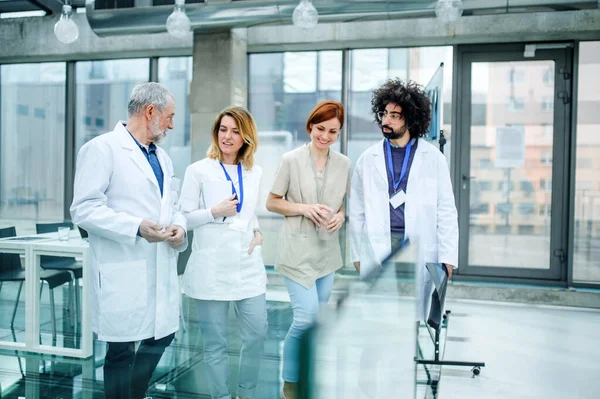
[{"xmin": 462, "ymin": 175, "xmax": 476, "ymax": 181}]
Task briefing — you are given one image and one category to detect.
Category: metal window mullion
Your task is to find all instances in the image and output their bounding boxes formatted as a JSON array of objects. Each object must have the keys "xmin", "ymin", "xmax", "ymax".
[{"xmin": 64, "ymin": 61, "xmax": 76, "ymax": 222}]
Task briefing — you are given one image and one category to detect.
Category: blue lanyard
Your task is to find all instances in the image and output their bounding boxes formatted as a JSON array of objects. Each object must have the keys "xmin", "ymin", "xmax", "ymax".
[
  {"xmin": 385, "ymin": 138, "xmax": 413, "ymax": 193},
  {"xmin": 219, "ymin": 162, "xmax": 244, "ymax": 213}
]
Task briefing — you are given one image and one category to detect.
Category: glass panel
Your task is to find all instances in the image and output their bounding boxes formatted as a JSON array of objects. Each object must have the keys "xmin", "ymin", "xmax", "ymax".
[
  {"xmin": 347, "ymin": 46, "xmax": 453, "ymax": 168},
  {"xmin": 0, "ymin": 63, "xmax": 66, "ymax": 234},
  {"xmin": 573, "ymin": 41, "xmax": 600, "ymax": 283},
  {"xmin": 249, "ymin": 51, "xmax": 343, "ymax": 267},
  {"xmin": 158, "ymin": 56, "xmax": 192, "ymax": 180},
  {"xmin": 75, "ymin": 59, "xmax": 149, "ymax": 153},
  {"xmin": 468, "ymin": 61, "xmax": 554, "ymax": 269}
]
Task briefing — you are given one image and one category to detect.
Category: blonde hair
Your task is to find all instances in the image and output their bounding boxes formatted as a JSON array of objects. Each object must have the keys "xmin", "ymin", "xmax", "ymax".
[{"xmin": 207, "ymin": 106, "xmax": 259, "ymax": 169}]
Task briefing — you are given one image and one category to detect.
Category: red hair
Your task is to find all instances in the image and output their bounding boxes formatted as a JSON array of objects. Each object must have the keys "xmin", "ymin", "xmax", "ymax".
[{"xmin": 305, "ymin": 100, "xmax": 345, "ymax": 135}]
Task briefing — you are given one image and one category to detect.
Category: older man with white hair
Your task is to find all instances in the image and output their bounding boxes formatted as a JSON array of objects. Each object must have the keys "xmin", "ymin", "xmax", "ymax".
[{"xmin": 71, "ymin": 82, "xmax": 187, "ymax": 399}]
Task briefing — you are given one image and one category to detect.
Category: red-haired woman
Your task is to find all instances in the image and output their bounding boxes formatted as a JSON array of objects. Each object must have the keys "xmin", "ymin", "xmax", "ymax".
[{"xmin": 266, "ymin": 100, "xmax": 351, "ymax": 399}]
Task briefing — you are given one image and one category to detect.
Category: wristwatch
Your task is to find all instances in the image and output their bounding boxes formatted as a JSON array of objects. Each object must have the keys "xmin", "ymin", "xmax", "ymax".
[{"xmin": 253, "ymin": 228, "xmax": 261, "ymax": 235}]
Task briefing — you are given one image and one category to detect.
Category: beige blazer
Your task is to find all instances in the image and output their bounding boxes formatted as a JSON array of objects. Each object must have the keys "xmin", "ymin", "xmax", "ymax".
[{"xmin": 271, "ymin": 144, "xmax": 351, "ymax": 288}]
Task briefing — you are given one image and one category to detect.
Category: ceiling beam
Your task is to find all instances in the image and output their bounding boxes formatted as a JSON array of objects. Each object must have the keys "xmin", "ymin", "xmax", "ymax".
[{"xmin": 27, "ymin": 0, "xmax": 63, "ymax": 15}]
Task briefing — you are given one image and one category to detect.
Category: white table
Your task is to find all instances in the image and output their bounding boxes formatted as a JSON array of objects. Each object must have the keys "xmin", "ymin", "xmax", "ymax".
[{"xmin": 0, "ymin": 230, "xmax": 92, "ymax": 359}]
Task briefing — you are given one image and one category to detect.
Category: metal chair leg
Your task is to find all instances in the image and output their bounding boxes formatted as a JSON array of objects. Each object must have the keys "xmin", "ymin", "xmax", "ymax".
[
  {"xmin": 67, "ymin": 276, "xmax": 75, "ymax": 327},
  {"xmin": 49, "ymin": 286, "xmax": 57, "ymax": 345},
  {"xmin": 179, "ymin": 293, "xmax": 187, "ymax": 332},
  {"xmin": 11, "ymin": 281, "xmax": 24, "ymax": 327},
  {"xmin": 75, "ymin": 278, "xmax": 80, "ymax": 327}
]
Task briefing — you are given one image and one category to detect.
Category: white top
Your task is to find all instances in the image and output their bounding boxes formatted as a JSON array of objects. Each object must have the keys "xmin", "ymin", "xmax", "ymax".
[{"xmin": 178, "ymin": 158, "xmax": 266, "ymax": 301}]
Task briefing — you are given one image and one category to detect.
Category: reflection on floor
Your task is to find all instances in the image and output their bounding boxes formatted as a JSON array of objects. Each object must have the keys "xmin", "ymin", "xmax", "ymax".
[{"xmin": 1, "ymin": 288, "xmax": 600, "ymax": 399}]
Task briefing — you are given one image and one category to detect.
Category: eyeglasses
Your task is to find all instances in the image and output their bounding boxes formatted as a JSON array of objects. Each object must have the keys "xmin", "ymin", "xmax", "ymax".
[{"xmin": 376, "ymin": 111, "xmax": 402, "ymax": 122}]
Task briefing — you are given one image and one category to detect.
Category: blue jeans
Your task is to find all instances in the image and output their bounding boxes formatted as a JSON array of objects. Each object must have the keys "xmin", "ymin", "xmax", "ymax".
[
  {"xmin": 282, "ymin": 273, "xmax": 335, "ymax": 383},
  {"xmin": 196, "ymin": 294, "xmax": 267, "ymax": 399}
]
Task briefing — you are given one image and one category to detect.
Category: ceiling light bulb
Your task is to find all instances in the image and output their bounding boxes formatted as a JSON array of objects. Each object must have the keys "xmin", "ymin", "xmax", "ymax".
[
  {"xmin": 292, "ymin": 0, "xmax": 319, "ymax": 29},
  {"xmin": 167, "ymin": 0, "xmax": 191, "ymax": 39},
  {"xmin": 54, "ymin": 4, "xmax": 79, "ymax": 44},
  {"xmin": 435, "ymin": 0, "xmax": 464, "ymax": 24}
]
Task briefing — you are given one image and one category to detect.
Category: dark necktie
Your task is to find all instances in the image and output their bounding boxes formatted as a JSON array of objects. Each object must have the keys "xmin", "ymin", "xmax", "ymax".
[{"xmin": 145, "ymin": 144, "xmax": 164, "ymax": 197}]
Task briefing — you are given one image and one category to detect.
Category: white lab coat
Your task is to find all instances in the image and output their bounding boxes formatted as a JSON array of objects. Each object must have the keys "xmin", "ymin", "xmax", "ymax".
[
  {"xmin": 178, "ymin": 158, "xmax": 267, "ymax": 301},
  {"xmin": 348, "ymin": 139, "xmax": 458, "ymax": 318},
  {"xmin": 70, "ymin": 122, "xmax": 188, "ymax": 342}
]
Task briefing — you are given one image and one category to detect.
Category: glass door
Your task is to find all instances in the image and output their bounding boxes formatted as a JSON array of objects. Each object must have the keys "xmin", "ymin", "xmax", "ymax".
[{"xmin": 456, "ymin": 44, "xmax": 572, "ymax": 281}]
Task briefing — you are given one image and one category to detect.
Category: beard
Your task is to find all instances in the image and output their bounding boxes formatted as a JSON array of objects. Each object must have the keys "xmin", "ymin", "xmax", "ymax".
[
  {"xmin": 381, "ymin": 124, "xmax": 408, "ymax": 140},
  {"xmin": 150, "ymin": 116, "xmax": 167, "ymax": 145}
]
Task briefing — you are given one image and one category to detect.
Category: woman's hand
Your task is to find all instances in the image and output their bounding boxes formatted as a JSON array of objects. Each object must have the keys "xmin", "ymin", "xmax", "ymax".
[
  {"xmin": 211, "ymin": 194, "xmax": 238, "ymax": 218},
  {"xmin": 248, "ymin": 231, "xmax": 263, "ymax": 254},
  {"xmin": 302, "ymin": 204, "xmax": 333, "ymax": 227},
  {"xmin": 327, "ymin": 212, "xmax": 345, "ymax": 233}
]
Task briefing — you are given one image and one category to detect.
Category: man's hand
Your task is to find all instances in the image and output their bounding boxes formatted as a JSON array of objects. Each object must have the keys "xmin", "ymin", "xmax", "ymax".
[
  {"xmin": 353, "ymin": 261, "xmax": 360, "ymax": 273},
  {"xmin": 443, "ymin": 263, "xmax": 453, "ymax": 279},
  {"xmin": 248, "ymin": 231, "xmax": 263, "ymax": 254},
  {"xmin": 165, "ymin": 225, "xmax": 186, "ymax": 248},
  {"xmin": 139, "ymin": 219, "xmax": 170, "ymax": 243}
]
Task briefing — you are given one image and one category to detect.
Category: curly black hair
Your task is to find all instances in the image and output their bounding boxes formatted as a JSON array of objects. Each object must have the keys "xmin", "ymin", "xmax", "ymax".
[{"xmin": 371, "ymin": 79, "xmax": 432, "ymax": 139}]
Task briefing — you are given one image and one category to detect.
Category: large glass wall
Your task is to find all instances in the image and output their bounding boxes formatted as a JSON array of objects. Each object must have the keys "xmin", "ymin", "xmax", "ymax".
[
  {"xmin": 158, "ymin": 56, "xmax": 193, "ymax": 179},
  {"xmin": 573, "ymin": 41, "xmax": 600, "ymax": 283},
  {"xmin": 249, "ymin": 51, "xmax": 343, "ymax": 150},
  {"xmin": 0, "ymin": 63, "xmax": 66, "ymax": 234},
  {"xmin": 75, "ymin": 59, "xmax": 149, "ymax": 154},
  {"xmin": 347, "ymin": 46, "xmax": 453, "ymax": 167},
  {"xmin": 249, "ymin": 51, "xmax": 343, "ymax": 265}
]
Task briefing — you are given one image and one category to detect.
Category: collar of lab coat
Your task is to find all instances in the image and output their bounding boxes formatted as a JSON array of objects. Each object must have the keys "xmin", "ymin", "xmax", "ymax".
[
  {"xmin": 113, "ymin": 121, "xmax": 165, "ymax": 197},
  {"xmin": 371, "ymin": 138, "xmax": 429, "ymax": 187},
  {"xmin": 207, "ymin": 157, "xmax": 251, "ymax": 182}
]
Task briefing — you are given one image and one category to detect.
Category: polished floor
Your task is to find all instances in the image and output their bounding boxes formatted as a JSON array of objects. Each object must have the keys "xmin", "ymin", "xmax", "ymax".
[{"xmin": 1, "ymin": 283, "xmax": 599, "ymax": 399}]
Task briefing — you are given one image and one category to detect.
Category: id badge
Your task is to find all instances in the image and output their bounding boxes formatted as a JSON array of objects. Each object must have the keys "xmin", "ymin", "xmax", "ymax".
[
  {"xmin": 229, "ymin": 218, "xmax": 249, "ymax": 232},
  {"xmin": 389, "ymin": 190, "xmax": 406, "ymax": 209}
]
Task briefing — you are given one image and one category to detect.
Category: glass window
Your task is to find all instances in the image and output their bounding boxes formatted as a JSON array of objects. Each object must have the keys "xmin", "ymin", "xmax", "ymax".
[
  {"xmin": 541, "ymin": 96, "xmax": 554, "ymax": 112},
  {"xmin": 540, "ymin": 151, "xmax": 552, "ymax": 166},
  {"xmin": 506, "ymin": 97, "xmax": 525, "ymax": 111},
  {"xmin": 158, "ymin": 56, "xmax": 192, "ymax": 180},
  {"xmin": 249, "ymin": 51, "xmax": 343, "ymax": 268},
  {"xmin": 472, "ymin": 203, "xmax": 489, "ymax": 214},
  {"xmin": 479, "ymin": 181, "xmax": 492, "ymax": 191},
  {"xmin": 573, "ymin": 41, "xmax": 600, "ymax": 283},
  {"xmin": 75, "ymin": 59, "xmax": 149, "ymax": 154},
  {"xmin": 347, "ymin": 46, "xmax": 453, "ymax": 167},
  {"xmin": 479, "ymin": 158, "xmax": 492, "ymax": 169},
  {"xmin": 508, "ymin": 68, "xmax": 525, "ymax": 84},
  {"xmin": 520, "ymin": 180, "xmax": 534, "ymax": 192},
  {"xmin": 1, "ymin": 63, "xmax": 66, "ymax": 235},
  {"xmin": 250, "ymin": 51, "xmax": 342, "ymax": 150},
  {"xmin": 518, "ymin": 203, "xmax": 536, "ymax": 215}
]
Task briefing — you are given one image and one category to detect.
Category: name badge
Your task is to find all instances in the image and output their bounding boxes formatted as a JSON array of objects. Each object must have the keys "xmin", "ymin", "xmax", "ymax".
[{"xmin": 389, "ymin": 190, "xmax": 406, "ymax": 209}]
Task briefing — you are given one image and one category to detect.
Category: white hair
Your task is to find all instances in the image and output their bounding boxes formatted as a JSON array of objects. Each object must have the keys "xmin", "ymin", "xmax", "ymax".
[{"xmin": 127, "ymin": 82, "xmax": 173, "ymax": 117}]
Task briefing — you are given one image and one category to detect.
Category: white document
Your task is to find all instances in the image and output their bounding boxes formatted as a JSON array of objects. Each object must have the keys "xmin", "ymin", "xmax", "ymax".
[
  {"xmin": 202, "ymin": 180, "xmax": 233, "ymax": 210},
  {"xmin": 389, "ymin": 190, "xmax": 406, "ymax": 209}
]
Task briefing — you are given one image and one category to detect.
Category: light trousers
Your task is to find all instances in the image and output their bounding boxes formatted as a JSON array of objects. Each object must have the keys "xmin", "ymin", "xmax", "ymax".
[
  {"xmin": 196, "ymin": 294, "xmax": 267, "ymax": 399},
  {"xmin": 282, "ymin": 273, "xmax": 335, "ymax": 383}
]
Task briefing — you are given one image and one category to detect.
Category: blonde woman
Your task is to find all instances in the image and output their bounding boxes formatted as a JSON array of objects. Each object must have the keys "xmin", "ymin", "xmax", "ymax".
[{"xmin": 179, "ymin": 106, "xmax": 267, "ymax": 399}]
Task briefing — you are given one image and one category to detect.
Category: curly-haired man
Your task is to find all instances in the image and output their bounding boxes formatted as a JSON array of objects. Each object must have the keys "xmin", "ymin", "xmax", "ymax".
[{"xmin": 348, "ymin": 79, "xmax": 458, "ymax": 315}]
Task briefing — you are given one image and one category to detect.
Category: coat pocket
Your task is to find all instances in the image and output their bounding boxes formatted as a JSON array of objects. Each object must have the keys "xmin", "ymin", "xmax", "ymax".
[
  {"xmin": 277, "ymin": 233, "xmax": 313, "ymax": 268},
  {"xmin": 99, "ymin": 260, "xmax": 147, "ymax": 313}
]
